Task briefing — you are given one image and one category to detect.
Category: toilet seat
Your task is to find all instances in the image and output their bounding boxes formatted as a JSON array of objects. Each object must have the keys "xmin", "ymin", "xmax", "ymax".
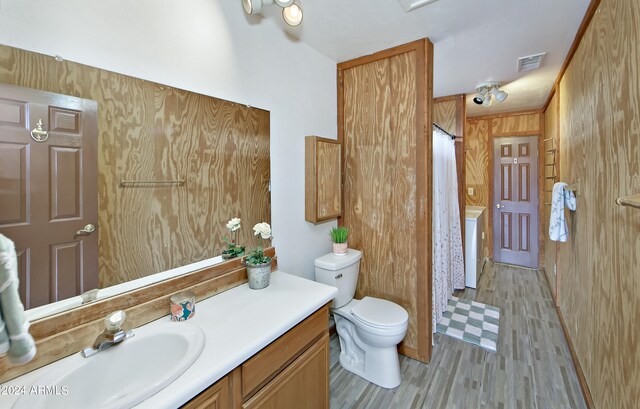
[{"xmin": 351, "ymin": 297, "xmax": 408, "ymax": 329}]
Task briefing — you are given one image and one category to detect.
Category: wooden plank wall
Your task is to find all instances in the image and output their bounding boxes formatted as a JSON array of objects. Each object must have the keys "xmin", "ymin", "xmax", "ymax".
[
  {"xmin": 552, "ymin": 0, "xmax": 640, "ymax": 407},
  {"xmin": 0, "ymin": 45, "xmax": 270, "ymax": 288},
  {"xmin": 542, "ymin": 92, "xmax": 559, "ymax": 303},
  {"xmin": 465, "ymin": 112, "xmax": 542, "ymax": 260},
  {"xmin": 434, "ymin": 95, "xmax": 466, "ymax": 250},
  {"xmin": 338, "ymin": 39, "xmax": 433, "ymax": 363}
]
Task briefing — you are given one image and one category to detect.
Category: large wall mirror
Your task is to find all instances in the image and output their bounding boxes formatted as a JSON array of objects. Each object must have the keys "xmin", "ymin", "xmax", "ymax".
[{"xmin": 0, "ymin": 45, "xmax": 271, "ymax": 319}]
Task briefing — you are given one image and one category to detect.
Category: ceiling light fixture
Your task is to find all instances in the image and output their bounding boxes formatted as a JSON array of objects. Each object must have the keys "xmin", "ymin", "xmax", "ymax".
[
  {"xmin": 473, "ymin": 82, "xmax": 508, "ymax": 106},
  {"xmin": 243, "ymin": 0, "xmax": 304, "ymax": 27},
  {"xmin": 282, "ymin": 2, "xmax": 303, "ymax": 26},
  {"xmin": 490, "ymin": 86, "xmax": 508, "ymax": 103},
  {"xmin": 472, "ymin": 88, "xmax": 488, "ymax": 105}
]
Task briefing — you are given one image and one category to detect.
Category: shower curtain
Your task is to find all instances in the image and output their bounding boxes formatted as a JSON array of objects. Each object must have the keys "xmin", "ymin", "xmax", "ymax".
[{"xmin": 432, "ymin": 125, "xmax": 465, "ymax": 333}]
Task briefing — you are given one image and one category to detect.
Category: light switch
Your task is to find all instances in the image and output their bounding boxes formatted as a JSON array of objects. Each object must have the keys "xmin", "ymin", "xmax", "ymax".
[
  {"xmin": 468, "ymin": 187, "xmax": 474, "ymax": 196},
  {"xmin": 482, "ymin": 232, "xmax": 485, "ymax": 240}
]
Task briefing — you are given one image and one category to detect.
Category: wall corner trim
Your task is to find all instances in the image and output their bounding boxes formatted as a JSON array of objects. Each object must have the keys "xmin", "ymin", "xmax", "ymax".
[{"xmin": 542, "ymin": 0, "xmax": 603, "ymax": 110}]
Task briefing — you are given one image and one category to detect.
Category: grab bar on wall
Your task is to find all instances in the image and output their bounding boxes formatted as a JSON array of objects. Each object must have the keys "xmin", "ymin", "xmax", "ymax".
[
  {"xmin": 119, "ymin": 177, "xmax": 186, "ymax": 187},
  {"xmin": 615, "ymin": 193, "xmax": 640, "ymax": 209}
]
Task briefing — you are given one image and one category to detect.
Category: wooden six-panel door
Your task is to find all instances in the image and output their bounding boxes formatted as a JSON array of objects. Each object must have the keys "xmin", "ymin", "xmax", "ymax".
[
  {"xmin": 492, "ymin": 136, "xmax": 539, "ymax": 268},
  {"xmin": 0, "ymin": 83, "xmax": 98, "ymax": 309}
]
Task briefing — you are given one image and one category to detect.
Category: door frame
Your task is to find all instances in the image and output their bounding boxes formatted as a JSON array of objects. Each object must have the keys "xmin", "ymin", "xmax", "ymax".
[{"xmin": 488, "ymin": 122, "xmax": 545, "ymax": 268}]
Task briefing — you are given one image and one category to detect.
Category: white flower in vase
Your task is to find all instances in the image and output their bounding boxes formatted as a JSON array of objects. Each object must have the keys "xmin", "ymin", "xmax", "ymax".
[
  {"xmin": 253, "ymin": 222, "xmax": 272, "ymax": 240},
  {"xmin": 226, "ymin": 218, "xmax": 241, "ymax": 232}
]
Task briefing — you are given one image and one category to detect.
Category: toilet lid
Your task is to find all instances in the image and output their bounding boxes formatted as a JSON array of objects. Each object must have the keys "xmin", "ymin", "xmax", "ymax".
[{"xmin": 351, "ymin": 297, "xmax": 408, "ymax": 328}]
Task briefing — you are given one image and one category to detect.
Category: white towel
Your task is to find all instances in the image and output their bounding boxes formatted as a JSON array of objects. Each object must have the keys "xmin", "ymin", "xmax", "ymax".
[
  {"xmin": 0, "ymin": 234, "xmax": 36, "ymax": 365},
  {"xmin": 549, "ymin": 182, "xmax": 577, "ymax": 242}
]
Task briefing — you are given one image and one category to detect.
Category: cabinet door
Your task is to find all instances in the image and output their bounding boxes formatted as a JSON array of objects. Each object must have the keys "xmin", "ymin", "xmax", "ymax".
[
  {"xmin": 243, "ymin": 334, "xmax": 329, "ymax": 409},
  {"xmin": 182, "ymin": 373, "xmax": 231, "ymax": 409},
  {"xmin": 305, "ymin": 136, "xmax": 342, "ymax": 223}
]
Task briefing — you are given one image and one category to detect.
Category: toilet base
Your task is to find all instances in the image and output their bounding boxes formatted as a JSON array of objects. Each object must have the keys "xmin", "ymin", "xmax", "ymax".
[
  {"xmin": 338, "ymin": 344, "xmax": 402, "ymax": 389},
  {"xmin": 334, "ymin": 313, "xmax": 403, "ymax": 389}
]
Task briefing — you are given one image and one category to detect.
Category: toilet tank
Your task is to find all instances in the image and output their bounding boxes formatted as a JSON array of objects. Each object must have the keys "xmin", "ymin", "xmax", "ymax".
[{"xmin": 314, "ymin": 249, "xmax": 362, "ymax": 308}]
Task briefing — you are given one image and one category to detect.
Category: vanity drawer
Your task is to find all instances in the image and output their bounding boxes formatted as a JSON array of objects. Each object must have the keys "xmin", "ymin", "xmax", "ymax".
[{"xmin": 241, "ymin": 304, "xmax": 328, "ymax": 399}]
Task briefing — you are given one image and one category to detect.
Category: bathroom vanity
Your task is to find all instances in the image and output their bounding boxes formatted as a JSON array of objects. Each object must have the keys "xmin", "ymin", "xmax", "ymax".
[
  {"xmin": 0, "ymin": 271, "xmax": 336, "ymax": 409},
  {"xmin": 183, "ymin": 305, "xmax": 329, "ymax": 408}
]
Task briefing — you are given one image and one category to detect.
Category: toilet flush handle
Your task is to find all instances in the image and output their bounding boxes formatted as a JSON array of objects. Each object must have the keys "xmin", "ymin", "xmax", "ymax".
[{"xmin": 335, "ymin": 273, "xmax": 343, "ymax": 279}]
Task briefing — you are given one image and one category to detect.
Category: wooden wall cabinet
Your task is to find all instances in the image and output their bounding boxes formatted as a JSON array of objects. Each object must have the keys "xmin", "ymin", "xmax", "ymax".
[
  {"xmin": 305, "ymin": 136, "xmax": 342, "ymax": 224},
  {"xmin": 182, "ymin": 304, "xmax": 329, "ymax": 409}
]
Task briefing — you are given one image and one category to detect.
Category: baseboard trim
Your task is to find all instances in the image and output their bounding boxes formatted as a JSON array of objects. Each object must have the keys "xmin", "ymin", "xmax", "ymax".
[{"xmin": 555, "ymin": 301, "xmax": 595, "ymax": 408}]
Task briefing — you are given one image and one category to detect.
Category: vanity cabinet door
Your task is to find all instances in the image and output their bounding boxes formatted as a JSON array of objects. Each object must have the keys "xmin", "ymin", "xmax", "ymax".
[
  {"xmin": 241, "ymin": 305, "xmax": 327, "ymax": 399},
  {"xmin": 242, "ymin": 333, "xmax": 330, "ymax": 409},
  {"xmin": 182, "ymin": 370, "xmax": 236, "ymax": 409},
  {"xmin": 305, "ymin": 136, "xmax": 342, "ymax": 224}
]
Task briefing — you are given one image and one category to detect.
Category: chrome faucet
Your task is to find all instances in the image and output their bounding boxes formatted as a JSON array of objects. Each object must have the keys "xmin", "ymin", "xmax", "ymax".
[{"xmin": 81, "ymin": 310, "xmax": 134, "ymax": 358}]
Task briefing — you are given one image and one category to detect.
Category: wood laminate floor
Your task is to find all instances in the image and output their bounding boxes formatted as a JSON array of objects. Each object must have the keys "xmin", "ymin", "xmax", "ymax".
[{"xmin": 329, "ymin": 262, "xmax": 586, "ymax": 409}]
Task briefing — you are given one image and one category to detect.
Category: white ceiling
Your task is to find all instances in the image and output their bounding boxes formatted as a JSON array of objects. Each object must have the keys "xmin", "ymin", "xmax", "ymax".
[{"xmin": 259, "ymin": 0, "xmax": 591, "ymax": 116}]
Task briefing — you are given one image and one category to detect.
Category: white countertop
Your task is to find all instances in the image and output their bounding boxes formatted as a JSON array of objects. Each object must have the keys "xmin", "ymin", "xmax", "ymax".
[{"xmin": 0, "ymin": 271, "xmax": 337, "ymax": 409}]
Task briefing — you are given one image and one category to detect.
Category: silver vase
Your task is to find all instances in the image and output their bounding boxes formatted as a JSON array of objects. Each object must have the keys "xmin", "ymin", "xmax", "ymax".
[{"xmin": 247, "ymin": 262, "xmax": 271, "ymax": 289}]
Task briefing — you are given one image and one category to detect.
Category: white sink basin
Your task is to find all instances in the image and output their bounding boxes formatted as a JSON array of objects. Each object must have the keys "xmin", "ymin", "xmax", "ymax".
[{"xmin": 13, "ymin": 321, "xmax": 205, "ymax": 409}]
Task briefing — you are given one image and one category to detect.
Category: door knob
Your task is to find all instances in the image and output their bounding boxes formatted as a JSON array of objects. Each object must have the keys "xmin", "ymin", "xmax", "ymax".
[
  {"xmin": 496, "ymin": 203, "xmax": 503, "ymax": 209},
  {"xmin": 76, "ymin": 224, "xmax": 96, "ymax": 235}
]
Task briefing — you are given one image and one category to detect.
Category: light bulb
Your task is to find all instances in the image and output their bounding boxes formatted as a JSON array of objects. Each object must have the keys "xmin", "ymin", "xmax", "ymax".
[
  {"xmin": 243, "ymin": 0, "xmax": 263, "ymax": 15},
  {"xmin": 283, "ymin": 3, "xmax": 303, "ymax": 26}
]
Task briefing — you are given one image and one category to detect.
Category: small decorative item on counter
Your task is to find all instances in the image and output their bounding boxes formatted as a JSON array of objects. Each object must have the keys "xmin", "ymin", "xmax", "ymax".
[
  {"xmin": 329, "ymin": 226, "xmax": 349, "ymax": 256},
  {"xmin": 170, "ymin": 290, "xmax": 196, "ymax": 321},
  {"xmin": 222, "ymin": 217, "xmax": 245, "ymax": 260},
  {"xmin": 244, "ymin": 222, "xmax": 273, "ymax": 290}
]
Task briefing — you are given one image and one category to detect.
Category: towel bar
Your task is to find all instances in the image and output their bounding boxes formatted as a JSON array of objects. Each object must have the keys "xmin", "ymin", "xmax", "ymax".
[
  {"xmin": 615, "ymin": 193, "xmax": 640, "ymax": 209},
  {"xmin": 565, "ymin": 178, "xmax": 580, "ymax": 194},
  {"xmin": 119, "ymin": 177, "xmax": 186, "ymax": 187}
]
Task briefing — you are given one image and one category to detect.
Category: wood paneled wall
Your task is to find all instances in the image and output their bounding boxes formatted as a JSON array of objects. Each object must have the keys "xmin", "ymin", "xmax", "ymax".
[
  {"xmin": 551, "ymin": 0, "xmax": 640, "ymax": 407},
  {"xmin": 542, "ymin": 92, "xmax": 559, "ymax": 303},
  {"xmin": 434, "ymin": 95, "xmax": 466, "ymax": 248},
  {"xmin": 338, "ymin": 39, "xmax": 433, "ymax": 363},
  {"xmin": 0, "ymin": 45, "xmax": 270, "ymax": 288},
  {"xmin": 465, "ymin": 111, "xmax": 542, "ymax": 259}
]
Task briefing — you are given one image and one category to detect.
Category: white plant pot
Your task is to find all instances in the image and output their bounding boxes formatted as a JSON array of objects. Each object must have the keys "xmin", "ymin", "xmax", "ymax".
[{"xmin": 332, "ymin": 242, "xmax": 348, "ymax": 256}]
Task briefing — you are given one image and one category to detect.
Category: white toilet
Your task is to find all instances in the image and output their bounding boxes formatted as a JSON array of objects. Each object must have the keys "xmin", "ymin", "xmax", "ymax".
[{"xmin": 314, "ymin": 249, "xmax": 408, "ymax": 389}]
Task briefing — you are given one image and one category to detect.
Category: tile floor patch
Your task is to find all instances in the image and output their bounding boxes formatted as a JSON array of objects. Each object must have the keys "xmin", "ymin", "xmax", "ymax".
[{"xmin": 436, "ymin": 296, "xmax": 500, "ymax": 352}]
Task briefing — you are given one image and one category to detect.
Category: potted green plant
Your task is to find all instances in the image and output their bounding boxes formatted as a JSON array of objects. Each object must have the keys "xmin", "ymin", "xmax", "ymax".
[
  {"xmin": 329, "ymin": 226, "xmax": 349, "ymax": 256},
  {"xmin": 221, "ymin": 217, "xmax": 245, "ymax": 260},
  {"xmin": 244, "ymin": 222, "xmax": 273, "ymax": 289}
]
